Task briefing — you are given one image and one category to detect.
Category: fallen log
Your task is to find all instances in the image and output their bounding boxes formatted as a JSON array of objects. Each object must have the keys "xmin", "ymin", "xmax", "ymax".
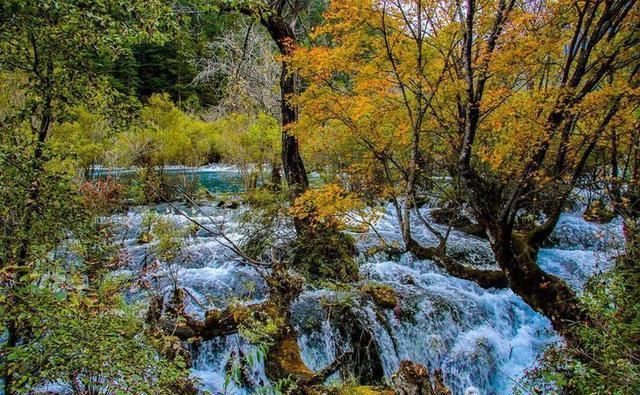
[
  {"xmin": 302, "ymin": 351, "xmax": 354, "ymax": 386},
  {"xmin": 406, "ymin": 238, "xmax": 508, "ymax": 289},
  {"xmin": 158, "ymin": 302, "xmax": 267, "ymax": 341},
  {"xmin": 152, "ymin": 288, "xmax": 354, "ymax": 393}
]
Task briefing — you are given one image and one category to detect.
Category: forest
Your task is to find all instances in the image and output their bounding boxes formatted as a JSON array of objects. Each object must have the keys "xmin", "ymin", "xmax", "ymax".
[{"xmin": 0, "ymin": 0, "xmax": 638, "ymax": 394}]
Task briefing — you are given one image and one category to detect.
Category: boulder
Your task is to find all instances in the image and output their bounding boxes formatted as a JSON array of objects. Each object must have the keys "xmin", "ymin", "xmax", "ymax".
[
  {"xmin": 392, "ymin": 361, "xmax": 432, "ymax": 395},
  {"xmin": 361, "ymin": 283, "xmax": 398, "ymax": 309},
  {"xmin": 430, "ymin": 207, "xmax": 472, "ymax": 228},
  {"xmin": 457, "ymin": 223, "xmax": 487, "ymax": 240},
  {"xmin": 217, "ymin": 200, "xmax": 241, "ymax": 209},
  {"xmin": 392, "ymin": 361, "xmax": 451, "ymax": 395}
]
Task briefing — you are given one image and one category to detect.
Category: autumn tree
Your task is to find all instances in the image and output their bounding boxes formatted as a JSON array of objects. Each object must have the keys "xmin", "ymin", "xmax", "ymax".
[
  {"xmin": 452, "ymin": 0, "xmax": 639, "ymax": 333},
  {"xmin": 292, "ymin": 0, "xmax": 639, "ymax": 334},
  {"xmin": 290, "ymin": 0, "xmax": 507, "ymax": 287}
]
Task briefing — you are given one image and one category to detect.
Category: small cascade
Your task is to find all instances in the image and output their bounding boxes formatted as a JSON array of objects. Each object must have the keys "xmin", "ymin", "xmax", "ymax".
[
  {"xmin": 111, "ymin": 191, "xmax": 623, "ymax": 394},
  {"xmin": 191, "ymin": 335, "xmax": 270, "ymax": 394},
  {"xmin": 292, "ymin": 261, "xmax": 556, "ymax": 394}
]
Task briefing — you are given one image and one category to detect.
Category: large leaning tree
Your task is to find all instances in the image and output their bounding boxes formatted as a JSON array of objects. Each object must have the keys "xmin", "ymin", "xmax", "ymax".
[
  {"xmin": 289, "ymin": 0, "xmax": 639, "ymax": 335},
  {"xmin": 454, "ymin": 0, "xmax": 639, "ymax": 334}
]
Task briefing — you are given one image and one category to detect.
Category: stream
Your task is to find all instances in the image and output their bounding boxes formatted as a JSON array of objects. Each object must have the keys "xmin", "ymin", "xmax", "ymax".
[{"xmin": 112, "ymin": 170, "xmax": 623, "ymax": 395}]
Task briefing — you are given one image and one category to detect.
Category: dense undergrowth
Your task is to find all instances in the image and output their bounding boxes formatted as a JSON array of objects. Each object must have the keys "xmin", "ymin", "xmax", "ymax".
[{"xmin": 522, "ymin": 224, "xmax": 640, "ymax": 395}]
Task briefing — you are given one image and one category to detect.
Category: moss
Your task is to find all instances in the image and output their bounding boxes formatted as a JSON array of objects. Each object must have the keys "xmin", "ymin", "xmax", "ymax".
[
  {"xmin": 346, "ymin": 386, "xmax": 395, "ymax": 395},
  {"xmin": 237, "ymin": 308, "xmax": 285, "ymax": 349},
  {"xmin": 292, "ymin": 225, "xmax": 360, "ymax": 283},
  {"xmin": 361, "ymin": 283, "xmax": 398, "ymax": 309},
  {"xmin": 137, "ymin": 231, "xmax": 152, "ymax": 244},
  {"xmin": 318, "ymin": 384, "xmax": 394, "ymax": 395},
  {"xmin": 265, "ymin": 336, "xmax": 314, "ymax": 382}
]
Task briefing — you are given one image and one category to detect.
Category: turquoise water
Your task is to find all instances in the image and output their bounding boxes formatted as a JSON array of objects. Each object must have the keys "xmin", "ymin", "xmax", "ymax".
[
  {"xmin": 194, "ymin": 170, "xmax": 244, "ymax": 193},
  {"xmin": 93, "ymin": 168, "xmax": 244, "ymax": 193}
]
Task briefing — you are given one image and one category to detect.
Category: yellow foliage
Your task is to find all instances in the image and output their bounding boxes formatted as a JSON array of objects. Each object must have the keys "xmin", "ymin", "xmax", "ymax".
[
  {"xmin": 290, "ymin": 0, "xmax": 639, "ymax": 191},
  {"xmin": 290, "ymin": 184, "xmax": 374, "ymax": 231}
]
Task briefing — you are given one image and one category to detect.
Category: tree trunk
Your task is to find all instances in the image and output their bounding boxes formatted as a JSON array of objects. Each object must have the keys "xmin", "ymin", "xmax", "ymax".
[
  {"xmin": 3, "ymin": 320, "xmax": 17, "ymax": 395},
  {"xmin": 217, "ymin": 4, "xmax": 310, "ymax": 196},
  {"xmin": 260, "ymin": 14, "xmax": 309, "ymax": 196},
  {"xmin": 488, "ymin": 225, "xmax": 585, "ymax": 334},
  {"xmin": 405, "ymin": 237, "xmax": 508, "ymax": 289},
  {"xmin": 270, "ymin": 162, "xmax": 282, "ymax": 190}
]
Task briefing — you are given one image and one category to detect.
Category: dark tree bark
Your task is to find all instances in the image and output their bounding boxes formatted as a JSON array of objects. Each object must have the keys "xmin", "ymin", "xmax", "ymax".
[
  {"xmin": 454, "ymin": 0, "xmax": 638, "ymax": 335},
  {"xmin": 270, "ymin": 162, "xmax": 282, "ymax": 190},
  {"xmin": 493, "ymin": 227, "xmax": 586, "ymax": 330},
  {"xmin": 261, "ymin": 11, "xmax": 309, "ymax": 195},
  {"xmin": 406, "ymin": 238, "xmax": 508, "ymax": 289},
  {"xmin": 221, "ymin": 3, "xmax": 309, "ymax": 196}
]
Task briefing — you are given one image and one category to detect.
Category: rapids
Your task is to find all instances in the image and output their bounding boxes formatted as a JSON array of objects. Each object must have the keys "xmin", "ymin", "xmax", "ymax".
[{"xmin": 113, "ymin": 194, "xmax": 623, "ymax": 394}]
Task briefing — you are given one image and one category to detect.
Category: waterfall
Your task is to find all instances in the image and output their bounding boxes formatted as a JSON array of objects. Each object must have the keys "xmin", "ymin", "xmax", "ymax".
[{"xmin": 114, "ymin": 198, "xmax": 623, "ymax": 394}]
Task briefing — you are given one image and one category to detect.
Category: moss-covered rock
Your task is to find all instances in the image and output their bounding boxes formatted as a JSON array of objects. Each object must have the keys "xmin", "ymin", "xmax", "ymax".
[
  {"xmin": 292, "ymin": 224, "xmax": 360, "ymax": 283},
  {"xmin": 217, "ymin": 199, "xmax": 240, "ymax": 209},
  {"xmin": 361, "ymin": 283, "xmax": 398, "ymax": 309},
  {"xmin": 347, "ymin": 387, "xmax": 395, "ymax": 395},
  {"xmin": 266, "ymin": 336, "xmax": 315, "ymax": 382},
  {"xmin": 137, "ymin": 231, "xmax": 152, "ymax": 244},
  {"xmin": 316, "ymin": 385, "xmax": 394, "ymax": 395},
  {"xmin": 392, "ymin": 361, "xmax": 431, "ymax": 395},
  {"xmin": 391, "ymin": 361, "xmax": 451, "ymax": 395}
]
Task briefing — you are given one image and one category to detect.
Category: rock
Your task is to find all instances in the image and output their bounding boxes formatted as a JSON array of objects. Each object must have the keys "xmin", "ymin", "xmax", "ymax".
[
  {"xmin": 145, "ymin": 294, "xmax": 163, "ymax": 325},
  {"xmin": 137, "ymin": 231, "xmax": 152, "ymax": 244},
  {"xmin": 217, "ymin": 200, "xmax": 240, "ymax": 209},
  {"xmin": 331, "ymin": 306, "xmax": 386, "ymax": 385},
  {"xmin": 361, "ymin": 283, "xmax": 398, "ymax": 309},
  {"xmin": 392, "ymin": 361, "xmax": 432, "ymax": 395},
  {"xmin": 391, "ymin": 361, "xmax": 451, "ymax": 395},
  {"xmin": 265, "ymin": 336, "xmax": 315, "ymax": 382},
  {"xmin": 457, "ymin": 223, "xmax": 487, "ymax": 239},
  {"xmin": 308, "ymin": 386, "xmax": 393, "ymax": 395},
  {"xmin": 401, "ymin": 275, "xmax": 416, "ymax": 285},
  {"xmin": 430, "ymin": 207, "xmax": 487, "ymax": 239},
  {"xmin": 433, "ymin": 369, "xmax": 451, "ymax": 395},
  {"xmin": 463, "ymin": 387, "xmax": 480, "ymax": 395},
  {"xmin": 430, "ymin": 207, "xmax": 472, "ymax": 228}
]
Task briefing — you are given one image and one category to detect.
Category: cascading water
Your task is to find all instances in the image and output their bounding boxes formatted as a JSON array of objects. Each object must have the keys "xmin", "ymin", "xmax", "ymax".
[
  {"xmin": 114, "ymin": 192, "xmax": 623, "ymax": 394},
  {"xmin": 191, "ymin": 335, "xmax": 270, "ymax": 394}
]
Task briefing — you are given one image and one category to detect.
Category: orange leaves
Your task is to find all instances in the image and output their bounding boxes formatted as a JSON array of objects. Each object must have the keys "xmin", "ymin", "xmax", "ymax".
[
  {"xmin": 289, "ymin": 0, "xmax": 449, "ymax": 177},
  {"xmin": 292, "ymin": 0, "xmax": 640, "ymax": 196},
  {"xmin": 290, "ymin": 184, "xmax": 368, "ymax": 230}
]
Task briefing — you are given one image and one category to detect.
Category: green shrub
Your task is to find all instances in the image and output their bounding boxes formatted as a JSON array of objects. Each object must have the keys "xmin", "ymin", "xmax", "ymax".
[
  {"xmin": 523, "ymin": 222, "xmax": 640, "ymax": 394},
  {"xmin": 291, "ymin": 223, "xmax": 359, "ymax": 283}
]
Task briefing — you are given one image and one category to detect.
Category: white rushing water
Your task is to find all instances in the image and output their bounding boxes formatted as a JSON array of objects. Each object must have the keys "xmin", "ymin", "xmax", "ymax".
[{"xmin": 114, "ymin": 200, "xmax": 623, "ymax": 395}]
